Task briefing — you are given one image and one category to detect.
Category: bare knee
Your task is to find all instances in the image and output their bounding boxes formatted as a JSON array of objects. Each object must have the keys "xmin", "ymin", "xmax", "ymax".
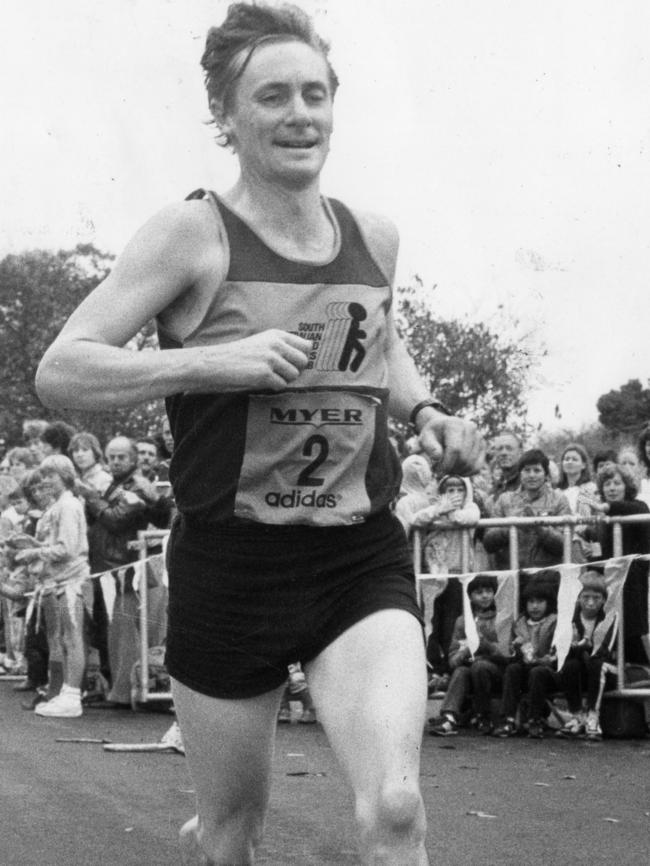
[{"xmin": 356, "ymin": 783, "xmax": 426, "ymax": 850}]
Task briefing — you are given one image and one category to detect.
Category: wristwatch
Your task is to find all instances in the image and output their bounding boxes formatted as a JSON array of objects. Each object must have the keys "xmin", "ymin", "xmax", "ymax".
[{"xmin": 409, "ymin": 399, "xmax": 453, "ymax": 429}]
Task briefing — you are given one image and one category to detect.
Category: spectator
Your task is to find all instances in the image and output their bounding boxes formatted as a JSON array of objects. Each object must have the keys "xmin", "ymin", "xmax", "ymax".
[
  {"xmin": 15, "ymin": 455, "xmax": 91, "ymax": 719},
  {"xmin": 636, "ymin": 425, "xmax": 650, "ymax": 507},
  {"xmin": 5, "ymin": 446, "xmax": 39, "ymax": 483},
  {"xmin": 69, "ymin": 432, "xmax": 111, "ymax": 495},
  {"xmin": 492, "ymin": 580, "xmax": 558, "ymax": 739},
  {"xmin": 22, "ymin": 419, "xmax": 49, "ymax": 464},
  {"xmin": 69, "ymin": 431, "xmax": 112, "ymax": 686},
  {"xmin": 557, "ymin": 443, "xmax": 600, "ymax": 560},
  {"xmin": 489, "ymin": 430, "xmax": 523, "ymax": 499},
  {"xmin": 592, "ymin": 449, "xmax": 617, "ymax": 476},
  {"xmin": 412, "ymin": 475, "xmax": 482, "ymax": 675},
  {"xmin": 592, "ymin": 464, "xmax": 650, "ymax": 665},
  {"xmin": 394, "ymin": 454, "xmax": 435, "ymax": 538},
  {"xmin": 2, "ymin": 470, "xmax": 51, "ymax": 695},
  {"xmin": 40, "ymin": 420, "xmax": 77, "ymax": 457},
  {"xmin": 556, "ymin": 570, "xmax": 617, "ymax": 741},
  {"xmin": 429, "ymin": 574, "xmax": 510, "ymax": 736},
  {"xmin": 77, "ymin": 436, "xmax": 167, "ymax": 705},
  {"xmin": 136, "ymin": 437, "xmax": 162, "ymax": 482},
  {"xmin": 0, "ymin": 475, "xmax": 22, "ymax": 527},
  {"xmin": 277, "ymin": 662, "xmax": 317, "ymax": 725},
  {"xmin": 483, "ymin": 449, "xmax": 571, "ymax": 573}
]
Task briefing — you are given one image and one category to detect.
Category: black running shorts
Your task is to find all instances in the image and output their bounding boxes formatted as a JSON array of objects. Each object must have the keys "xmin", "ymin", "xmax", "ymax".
[{"xmin": 165, "ymin": 510, "xmax": 422, "ymax": 699}]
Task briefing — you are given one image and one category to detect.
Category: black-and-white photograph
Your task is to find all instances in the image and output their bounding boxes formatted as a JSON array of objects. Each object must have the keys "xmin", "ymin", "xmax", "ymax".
[{"xmin": 1, "ymin": 2, "xmax": 649, "ymax": 864}]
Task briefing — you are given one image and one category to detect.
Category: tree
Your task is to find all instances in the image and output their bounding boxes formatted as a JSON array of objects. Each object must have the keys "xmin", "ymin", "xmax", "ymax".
[
  {"xmin": 395, "ymin": 281, "xmax": 541, "ymax": 438},
  {"xmin": 0, "ymin": 245, "xmax": 165, "ymax": 445},
  {"xmin": 596, "ymin": 379, "xmax": 650, "ymax": 434}
]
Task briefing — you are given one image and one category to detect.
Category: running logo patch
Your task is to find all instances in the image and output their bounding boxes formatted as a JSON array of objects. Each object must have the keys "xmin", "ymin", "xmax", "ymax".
[{"xmin": 297, "ymin": 302, "xmax": 368, "ymax": 372}]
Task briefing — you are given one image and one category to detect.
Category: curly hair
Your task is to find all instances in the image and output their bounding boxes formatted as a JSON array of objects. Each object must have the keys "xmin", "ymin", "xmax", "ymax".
[
  {"xmin": 596, "ymin": 463, "xmax": 638, "ymax": 501},
  {"xmin": 201, "ymin": 2, "xmax": 339, "ymax": 146}
]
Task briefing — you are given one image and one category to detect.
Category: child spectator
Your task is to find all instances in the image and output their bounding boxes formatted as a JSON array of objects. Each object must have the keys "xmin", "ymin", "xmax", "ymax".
[
  {"xmin": 277, "ymin": 662, "xmax": 317, "ymax": 725},
  {"xmin": 0, "ymin": 475, "xmax": 22, "ymax": 527},
  {"xmin": 412, "ymin": 475, "xmax": 482, "ymax": 676},
  {"xmin": 14, "ymin": 455, "xmax": 91, "ymax": 718},
  {"xmin": 429, "ymin": 574, "xmax": 509, "ymax": 736},
  {"xmin": 394, "ymin": 454, "xmax": 435, "ymax": 538},
  {"xmin": 493, "ymin": 580, "xmax": 558, "ymax": 739},
  {"xmin": 556, "ymin": 571, "xmax": 617, "ymax": 741},
  {"xmin": 5, "ymin": 446, "xmax": 39, "ymax": 484},
  {"xmin": 1, "ymin": 471, "xmax": 52, "ymax": 694}
]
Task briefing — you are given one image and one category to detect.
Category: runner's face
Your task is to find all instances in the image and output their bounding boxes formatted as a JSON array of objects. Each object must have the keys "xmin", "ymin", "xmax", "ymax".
[{"xmin": 221, "ymin": 41, "xmax": 333, "ymax": 188}]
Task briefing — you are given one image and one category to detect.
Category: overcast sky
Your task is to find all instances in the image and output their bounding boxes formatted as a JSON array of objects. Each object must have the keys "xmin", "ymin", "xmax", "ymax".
[{"xmin": 2, "ymin": 0, "xmax": 648, "ymax": 434}]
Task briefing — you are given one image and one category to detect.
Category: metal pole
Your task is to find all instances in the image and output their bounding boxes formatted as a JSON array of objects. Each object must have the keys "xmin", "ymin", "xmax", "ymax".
[
  {"xmin": 612, "ymin": 521, "xmax": 625, "ymax": 690},
  {"xmin": 509, "ymin": 526, "xmax": 519, "ymax": 613},
  {"xmin": 461, "ymin": 528, "xmax": 471, "ymax": 574},
  {"xmin": 138, "ymin": 530, "xmax": 150, "ymax": 705},
  {"xmin": 562, "ymin": 525, "xmax": 573, "ymax": 564}
]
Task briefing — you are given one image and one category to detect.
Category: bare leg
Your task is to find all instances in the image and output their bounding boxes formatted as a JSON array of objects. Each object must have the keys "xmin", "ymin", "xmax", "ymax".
[
  {"xmin": 172, "ymin": 678, "xmax": 285, "ymax": 866},
  {"xmin": 305, "ymin": 609, "xmax": 429, "ymax": 866}
]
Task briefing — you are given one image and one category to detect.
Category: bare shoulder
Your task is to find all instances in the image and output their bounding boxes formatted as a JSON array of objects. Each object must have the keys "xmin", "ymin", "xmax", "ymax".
[
  {"xmin": 346, "ymin": 206, "xmax": 399, "ymax": 284},
  {"xmin": 53, "ymin": 197, "xmax": 227, "ymax": 347}
]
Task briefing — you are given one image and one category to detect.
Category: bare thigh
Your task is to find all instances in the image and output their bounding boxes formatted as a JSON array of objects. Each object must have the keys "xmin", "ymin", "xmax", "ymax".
[
  {"xmin": 304, "ymin": 608, "xmax": 428, "ymax": 799},
  {"xmin": 172, "ymin": 678, "xmax": 285, "ymax": 838}
]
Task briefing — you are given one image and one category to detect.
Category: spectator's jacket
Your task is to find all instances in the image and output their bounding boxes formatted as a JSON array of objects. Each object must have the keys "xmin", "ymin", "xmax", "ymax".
[
  {"xmin": 510, "ymin": 613, "xmax": 557, "ymax": 668},
  {"xmin": 416, "ymin": 477, "xmax": 481, "ymax": 575},
  {"xmin": 35, "ymin": 489, "xmax": 90, "ymax": 585},
  {"xmin": 568, "ymin": 608, "xmax": 617, "ymax": 665},
  {"xmin": 84, "ymin": 469, "xmax": 162, "ymax": 573},
  {"xmin": 448, "ymin": 608, "xmax": 511, "ymax": 669},
  {"xmin": 483, "ymin": 484, "xmax": 571, "ymax": 569}
]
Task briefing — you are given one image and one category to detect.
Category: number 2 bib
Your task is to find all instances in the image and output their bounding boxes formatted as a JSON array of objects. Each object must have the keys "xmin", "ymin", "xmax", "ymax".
[{"xmin": 234, "ymin": 390, "xmax": 380, "ymax": 526}]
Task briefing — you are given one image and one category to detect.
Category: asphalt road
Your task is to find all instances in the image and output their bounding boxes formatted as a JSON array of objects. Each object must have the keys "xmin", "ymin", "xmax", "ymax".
[{"xmin": 1, "ymin": 680, "xmax": 649, "ymax": 865}]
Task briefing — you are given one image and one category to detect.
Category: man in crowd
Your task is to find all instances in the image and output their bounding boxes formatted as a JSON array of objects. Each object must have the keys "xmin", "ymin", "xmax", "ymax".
[
  {"xmin": 78, "ymin": 435, "xmax": 169, "ymax": 705},
  {"xmin": 490, "ymin": 430, "xmax": 523, "ymax": 499},
  {"xmin": 136, "ymin": 437, "xmax": 162, "ymax": 483}
]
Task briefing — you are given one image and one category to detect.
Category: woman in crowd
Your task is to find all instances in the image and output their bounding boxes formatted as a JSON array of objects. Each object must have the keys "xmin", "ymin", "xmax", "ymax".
[
  {"xmin": 68, "ymin": 432, "xmax": 111, "ymax": 494},
  {"xmin": 594, "ymin": 463, "xmax": 650, "ymax": 665},
  {"xmin": 636, "ymin": 425, "xmax": 650, "ymax": 507},
  {"xmin": 557, "ymin": 443, "xmax": 601, "ymax": 560}
]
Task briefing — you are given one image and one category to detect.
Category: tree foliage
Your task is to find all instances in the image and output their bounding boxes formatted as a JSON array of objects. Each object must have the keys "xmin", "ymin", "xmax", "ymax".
[
  {"xmin": 395, "ymin": 282, "xmax": 539, "ymax": 438},
  {"xmin": 0, "ymin": 245, "xmax": 164, "ymax": 445},
  {"xmin": 596, "ymin": 379, "xmax": 650, "ymax": 434}
]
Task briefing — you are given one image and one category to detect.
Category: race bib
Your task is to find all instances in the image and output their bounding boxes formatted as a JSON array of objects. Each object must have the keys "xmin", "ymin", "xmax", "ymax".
[{"xmin": 234, "ymin": 390, "xmax": 379, "ymax": 526}]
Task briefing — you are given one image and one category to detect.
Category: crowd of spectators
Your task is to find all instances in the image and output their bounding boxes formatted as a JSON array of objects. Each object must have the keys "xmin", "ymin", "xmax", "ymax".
[
  {"xmin": 1, "ymin": 416, "xmax": 649, "ymax": 740},
  {"xmin": 0, "ymin": 417, "xmax": 173, "ymax": 718},
  {"xmin": 393, "ymin": 425, "xmax": 650, "ymax": 741}
]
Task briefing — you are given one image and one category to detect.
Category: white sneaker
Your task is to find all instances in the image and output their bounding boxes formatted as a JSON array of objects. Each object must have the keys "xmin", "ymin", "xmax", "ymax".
[
  {"xmin": 584, "ymin": 710, "xmax": 602, "ymax": 741},
  {"xmin": 34, "ymin": 689, "xmax": 82, "ymax": 718}
]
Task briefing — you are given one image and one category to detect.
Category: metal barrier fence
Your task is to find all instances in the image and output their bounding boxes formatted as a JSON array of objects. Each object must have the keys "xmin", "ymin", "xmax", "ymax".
[
  {"xmin": 413, "ymin": 513, "xmax": 650, "ymax": 699},
  {"xmin": 130, "ymin": 516, "xmax": 650, "ymax": 705}
]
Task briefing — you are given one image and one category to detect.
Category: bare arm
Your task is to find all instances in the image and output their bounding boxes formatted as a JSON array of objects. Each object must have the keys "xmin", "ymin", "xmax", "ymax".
[{"xmin": 36, "ymin": 201, "xmax": 311, "ymax": 411}]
